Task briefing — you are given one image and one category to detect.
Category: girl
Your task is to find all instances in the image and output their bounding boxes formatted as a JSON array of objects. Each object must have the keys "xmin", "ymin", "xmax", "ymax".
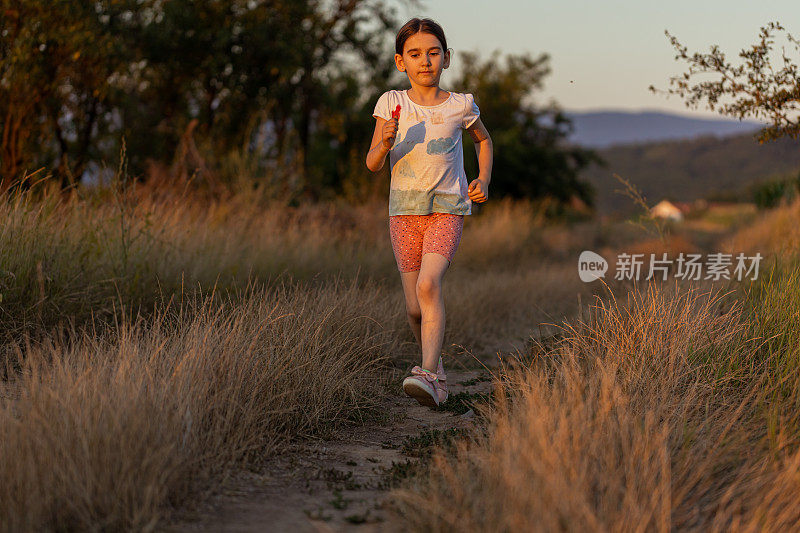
[{"xmin": 366, "ymin": 17, "xmax": 493, "ymax": 408}]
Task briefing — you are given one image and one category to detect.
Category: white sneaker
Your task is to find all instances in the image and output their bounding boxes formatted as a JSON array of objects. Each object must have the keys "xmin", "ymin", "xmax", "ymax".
[{"xmin": 402, "ymin": 366, "xmax": 443, "ymax": 408}]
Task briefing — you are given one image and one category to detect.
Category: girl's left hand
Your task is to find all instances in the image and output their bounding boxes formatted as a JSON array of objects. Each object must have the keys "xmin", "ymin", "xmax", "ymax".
[{"xmin": 468, "ymin": 178, "xmax": 489, "ymax": 203}]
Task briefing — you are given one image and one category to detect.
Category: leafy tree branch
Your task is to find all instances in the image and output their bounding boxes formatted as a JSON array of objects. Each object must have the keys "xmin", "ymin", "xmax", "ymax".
[{"xmin": 651, "ymin": 21, "xmax": 800, "ymax": 143}]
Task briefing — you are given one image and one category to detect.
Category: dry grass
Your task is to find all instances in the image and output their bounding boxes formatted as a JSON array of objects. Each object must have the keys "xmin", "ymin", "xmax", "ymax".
[
  {"xmin": 0, "ymin": 177, "xmax": 605, "ymax": 530},
  {"xmin": 390, "ymin": 251, "xmax": 800, "ymax": 531},
  {"xmin": 9, "ymin": 168, "xmax": 787, "ymax": 530},
  {"xmin": 0, "ymin": 182, "xmax": 590, "ymax": 346},
  {"xmin": 0, "ymin": 275, "xmax": 403, "ymax": 531},
  {"xmin": 389, "ymin": 193, "xmax": 800, "ymax": 531},
  {"xmin": 0, "ymin": 181, "xmax": 400, "ymax": 345},
  {"xmin": 444, "ymin": 262, "xmax": 592, "ymax": 356},
  {"xmin": 721, "ymin": 195, "xmax": 800, "ymax": 257},
  {"xmin": 0, "ymin": 180, "xmax": 599, "ymax": 366}
]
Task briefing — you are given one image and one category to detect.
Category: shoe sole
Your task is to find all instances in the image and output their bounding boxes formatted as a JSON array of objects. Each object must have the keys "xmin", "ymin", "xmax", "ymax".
[{"xmin": 403, "ymin": 379, "xmax": 439, "ymax": 408}]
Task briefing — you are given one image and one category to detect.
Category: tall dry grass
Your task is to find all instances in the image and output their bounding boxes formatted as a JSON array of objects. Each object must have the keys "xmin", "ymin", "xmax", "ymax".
[
  {"xmin": 0, "ymin": 179, "xmax": 399, "ymax": 345},
  {"xmin": 443, "ymin": 262, "xmax": 590, "ymax": 355},
  {"xmin": 0, "ymin": 275, "xmax": 402, "ymax": 531},
  {"xmin": 0, "ymin": 173, "xmax": 627, "ymax": 530},
  {"xmin": 391, "ymin": 256, "xmax": 800, "ymax": 531},
  {"xmin": 721, "ymin": 194, "xmax": 800, "ymax": 257},
  {"xmin": 1, "ymin": 180, "xmax": 602, "ymax": 361}
]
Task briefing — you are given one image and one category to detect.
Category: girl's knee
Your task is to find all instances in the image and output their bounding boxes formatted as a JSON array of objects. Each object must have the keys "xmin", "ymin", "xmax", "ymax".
[{"xmin": 416, "ymin": 276, "xmax": 440, "ymax": 300}]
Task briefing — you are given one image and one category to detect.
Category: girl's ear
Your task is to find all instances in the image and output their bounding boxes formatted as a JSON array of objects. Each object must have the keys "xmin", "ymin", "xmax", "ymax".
[
  {"xmin": 394, "ymin": 53, "xmax": 406, "ymax": 72},
  {"xmin": 443, "ymin": 47, "xmax": 452, "ymax": 70}
]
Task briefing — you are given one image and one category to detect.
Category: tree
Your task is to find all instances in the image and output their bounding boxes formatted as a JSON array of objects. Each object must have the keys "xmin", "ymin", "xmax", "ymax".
[
  {"xmin": 0, "ymin": 1, "xmax": 133, "ymax": 190},
  {"xmin": 0, "ymin": 0, "xmax": 404, "ymax": 198},
  {"xmin": 124, "ymin": 0, "xmax": 401, "ymax": 197},
  {"xmin": 451, "ymin": 51, "xmax": 599, "ymax": 213},
  {"xmin": 652, "ymin": 21, "xmax": 800, "ymax": 143}
]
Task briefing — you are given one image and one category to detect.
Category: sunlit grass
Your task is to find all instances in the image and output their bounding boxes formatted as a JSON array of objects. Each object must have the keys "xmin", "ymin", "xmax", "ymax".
[
  {"xmin": 390, "ymin": 216, "xmax": 800, "ymax": 530},
  {"xmin": 0, "ymin": 275, "xmax": 402, "ymax": 531},
  {"xmin": 5, "ymin": 165, "xmax": 787, "ymax": 530},
  {"xmin": 0, "ymin": 174, "xmax": 600, "ymax": 530}
]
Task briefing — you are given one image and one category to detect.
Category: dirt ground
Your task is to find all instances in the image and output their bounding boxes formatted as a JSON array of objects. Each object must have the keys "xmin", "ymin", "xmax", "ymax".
[{"xmin": 165, "ymin": 358, "xmax": 503, "ymax": 532}]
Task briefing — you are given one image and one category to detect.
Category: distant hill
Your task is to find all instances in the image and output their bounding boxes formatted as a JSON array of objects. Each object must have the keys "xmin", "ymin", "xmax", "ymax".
[
  {"xmin": 580, "ymin": 133, "xmax": 800, "ymax": 216},
  {"xmin": 566, "ymin": 110, "xmax": 761, "ymax": 148}
]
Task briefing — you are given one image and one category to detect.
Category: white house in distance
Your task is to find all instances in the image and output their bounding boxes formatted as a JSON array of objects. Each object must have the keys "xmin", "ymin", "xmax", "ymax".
[{"xmin": 650, "ymin": 199, "xmax": 684, "ymax": 222}]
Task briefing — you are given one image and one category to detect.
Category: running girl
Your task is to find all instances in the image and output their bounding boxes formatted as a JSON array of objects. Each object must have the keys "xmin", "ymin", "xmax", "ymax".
[{"xmin": 365, "ymin": 17, "xmax": 494, "ymax": 408}]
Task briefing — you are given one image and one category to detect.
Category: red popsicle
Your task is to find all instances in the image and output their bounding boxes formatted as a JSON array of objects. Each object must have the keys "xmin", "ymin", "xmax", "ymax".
[{"xmin": 391, "ymin": 104, "xmax": 401, "ymax": 120}]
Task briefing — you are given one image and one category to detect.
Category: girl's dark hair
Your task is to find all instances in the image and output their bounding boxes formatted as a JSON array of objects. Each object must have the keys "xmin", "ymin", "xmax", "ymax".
[{"xmin": 395, "ymin": 18, "xmax": 448, "ymax": 55}]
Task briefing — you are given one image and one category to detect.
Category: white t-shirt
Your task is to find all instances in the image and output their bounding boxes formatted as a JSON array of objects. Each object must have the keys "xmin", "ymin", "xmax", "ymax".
[{"xmin": 372, "ymin": 89, "xmax": 480, "ymax": 216}]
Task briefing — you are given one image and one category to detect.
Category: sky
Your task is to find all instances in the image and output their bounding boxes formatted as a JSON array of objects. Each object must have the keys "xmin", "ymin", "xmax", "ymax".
[{"xmin": 404, "ymin": 0, "xmax": 800, "ymax": 118}]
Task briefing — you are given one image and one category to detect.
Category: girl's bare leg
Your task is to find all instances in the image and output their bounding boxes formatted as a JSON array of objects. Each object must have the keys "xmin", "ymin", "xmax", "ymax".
[
  {"xmin": 399, "ymin": 270, "xmax": 423, "ymax": 349},
  {"xmin": 399, "ymin": 253, "xmax": 450, "ymax": 372}
]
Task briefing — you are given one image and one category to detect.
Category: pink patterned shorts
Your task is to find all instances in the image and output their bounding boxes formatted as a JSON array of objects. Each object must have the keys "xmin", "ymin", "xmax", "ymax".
[{"xmin": 388, "ymin": 213, "xmax": 464, "ymax": 273}]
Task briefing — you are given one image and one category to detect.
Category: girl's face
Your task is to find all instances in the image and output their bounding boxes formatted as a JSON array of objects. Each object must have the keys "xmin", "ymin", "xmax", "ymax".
[{"xmin": 394, "ymin": 31, "xmax": 450, "ymax": 88}]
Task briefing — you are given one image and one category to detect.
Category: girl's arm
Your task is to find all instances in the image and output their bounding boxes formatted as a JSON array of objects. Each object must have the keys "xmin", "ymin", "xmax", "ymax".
[
  {"xmin": 467, "ymin": 118, "xmax": 493, "ymax": 202},
  {"xmin": 366, "ymin": 116, "xmax": 397, "ymax": 172}
]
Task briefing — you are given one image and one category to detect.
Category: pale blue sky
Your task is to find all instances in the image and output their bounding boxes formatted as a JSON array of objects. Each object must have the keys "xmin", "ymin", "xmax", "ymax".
[{"xmin": 405, "ymin": 0, "xmax": 800, "ymax": 118}]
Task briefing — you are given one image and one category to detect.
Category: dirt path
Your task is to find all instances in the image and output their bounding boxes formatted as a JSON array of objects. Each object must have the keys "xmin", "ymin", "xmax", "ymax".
[{"xmin": 166, "ymin": 363, "xmax": 498, "ymax": 533}]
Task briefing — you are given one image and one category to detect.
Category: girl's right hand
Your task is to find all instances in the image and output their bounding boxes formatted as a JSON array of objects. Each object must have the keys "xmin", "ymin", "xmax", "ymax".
[{"xmin": 382, "ymin": 117, "xmax": 398, "ymax": 149}]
